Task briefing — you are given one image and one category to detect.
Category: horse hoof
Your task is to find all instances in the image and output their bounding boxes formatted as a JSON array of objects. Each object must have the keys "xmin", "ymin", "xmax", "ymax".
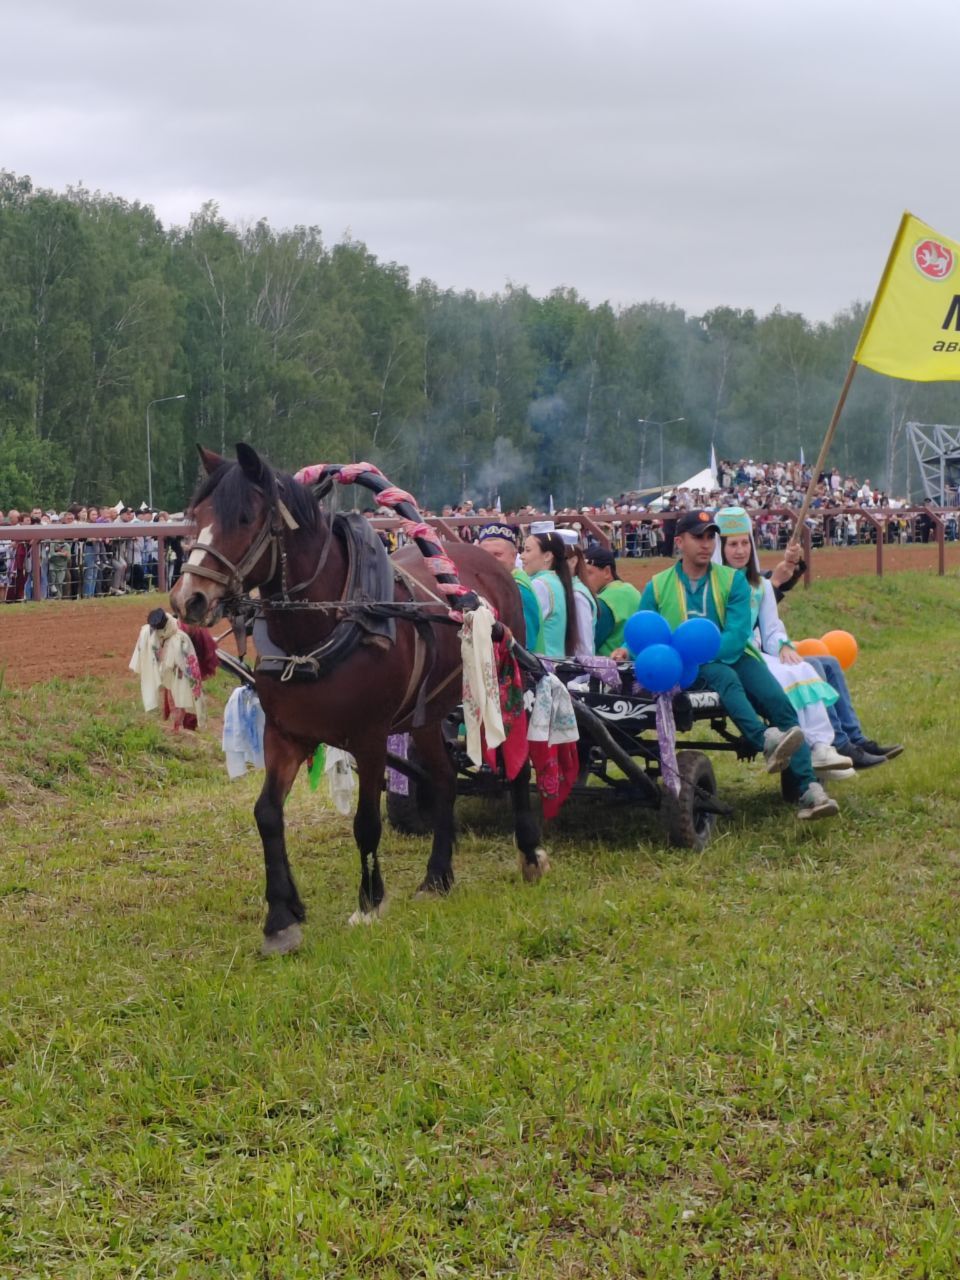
[
  {"xmin": 519, "ymin": 847, "xmax": 551, "ymax": 883},
  {"xmin": 261, "ymin": 923, "xmax": 303, "ymax": 956},
  {"xmin": 348, "ymin": 902, "xmax": 386, "ymax": 927},
  {"xmin": 414, "ymin": 878, "xmax": 453, "ymax": 899}
]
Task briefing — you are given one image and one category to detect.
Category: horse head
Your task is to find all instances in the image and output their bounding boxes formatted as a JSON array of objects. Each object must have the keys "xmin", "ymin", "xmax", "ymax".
[{"xmin": 170, "ymin": 443, "xmax": 305, "ymax": 625}]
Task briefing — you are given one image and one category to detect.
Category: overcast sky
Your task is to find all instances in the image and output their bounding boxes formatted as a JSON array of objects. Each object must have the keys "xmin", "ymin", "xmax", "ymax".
[{"xmin": 4, "ymin": 0, "xmax": 959, "ymax": 320}]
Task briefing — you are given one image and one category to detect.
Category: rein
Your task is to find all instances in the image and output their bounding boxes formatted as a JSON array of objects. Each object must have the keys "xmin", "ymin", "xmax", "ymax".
[
  {"xmin": 204, "ymin": 459, "xmax": 481, "ymax": 627},
  {"xmin": 194, "ymin": 461, "xmax": 491, "ymax": 686}
]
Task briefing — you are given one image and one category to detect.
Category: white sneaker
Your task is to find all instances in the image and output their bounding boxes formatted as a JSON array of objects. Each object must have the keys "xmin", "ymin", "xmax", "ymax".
[
  {"xmin": 763, "ymin": 725, "xmax": 805, "ymax": 774},
  {"xmin": 823, "ymin": 767, "xmax": 856, "ymax": 781},
  {"xmin": 810, "ymin": 743, "xmax": 853, "ymax": 772},
  {"xmin": 797, "ymin": 782, "xmax": 839, "ymax": 821}
]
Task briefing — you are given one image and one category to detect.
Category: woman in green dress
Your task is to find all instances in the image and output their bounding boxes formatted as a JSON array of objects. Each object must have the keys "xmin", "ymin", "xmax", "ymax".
[{"xmin": 520, "ymin": 531, "xmax": 577, "ymax": 658}]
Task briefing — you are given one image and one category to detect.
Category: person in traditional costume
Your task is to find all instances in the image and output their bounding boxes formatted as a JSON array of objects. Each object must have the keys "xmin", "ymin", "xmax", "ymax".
[
  {"xmin": 580, "ymin": 546, "xmax": 642, "ymax": 656},
  {"xmin": 713, "ymin": 507, "xmax": 853, "ymax": 778},
  {"xmin": 634, "ymin": 509, "xmax": 838, "ymax": 821},
  {"xmin": 556, "ymin": 529, "xmax": 597, "ymax": 656},
  {"xmin": 475, "ymin": 521, "xmax": 543, "ymax": 650},
  {"xmin": 767, "ymin": 542, "xmax": 903, "ymax": 769},
  {"xmin": 520, "ymin": 525, "xmax": 577, "ymax": 658}
]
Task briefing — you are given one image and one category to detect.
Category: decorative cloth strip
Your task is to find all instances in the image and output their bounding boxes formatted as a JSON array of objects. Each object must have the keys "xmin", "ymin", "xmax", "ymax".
[
  {"xmin": 540, "ymin": 654, "xmax": 622, "ymax": 691},
  {"xmin": 655, "ymin": 693, "xmax": 680, "ymax": 796},
  {"xmin": 527, "ymin": 673, "xmax": 579, "ymax": 745},
  {"xmin": 386, "ymin": 733, "xmax": 410, "ymax": 795},
  {"xmin": 461, "ymin": 604, "xmax": 505, "ymax": 766},
  {"xmin": 482, "ymin": 638, "xmax": 527, "ymax": 781},
  {"xmin": 222, "ymin": 686, "xmax": 266, "ymax": 778}
]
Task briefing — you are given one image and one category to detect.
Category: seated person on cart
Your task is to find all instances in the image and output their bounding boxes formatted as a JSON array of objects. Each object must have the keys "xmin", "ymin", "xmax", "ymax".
[
  {"xmin": 580, "ymin": 546, "xmax": 642, "ymax": 656},
  {"xmin": 619, "ymin": 509, "xmax": 839, "ymax": 822},
  {"xmin": 475, "ymin": 521, "xmax": 543, "ymax": 650}
]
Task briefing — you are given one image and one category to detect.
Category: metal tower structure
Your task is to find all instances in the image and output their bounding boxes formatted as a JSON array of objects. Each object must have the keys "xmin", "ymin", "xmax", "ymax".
[{"xmin": 906, "ymin": 422, "xmax": 960, "ymax": 503}]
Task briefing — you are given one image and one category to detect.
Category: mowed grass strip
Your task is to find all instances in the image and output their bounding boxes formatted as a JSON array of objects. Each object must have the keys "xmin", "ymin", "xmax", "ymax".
[{"xmin": 1, "ymin": 572, "xmax": 959, "ymax": 1278}]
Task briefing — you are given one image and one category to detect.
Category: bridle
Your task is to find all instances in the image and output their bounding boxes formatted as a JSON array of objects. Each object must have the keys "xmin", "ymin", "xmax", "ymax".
[{"xmin": 182, "ymin": 494, "xmax": 302, "ymax": 601}]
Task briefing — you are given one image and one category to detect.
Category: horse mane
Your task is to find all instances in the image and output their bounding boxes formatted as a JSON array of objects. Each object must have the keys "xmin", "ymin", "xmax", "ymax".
[{"xmin": 190, "ymin": 456, "xmax": 321, "ymax": 534}]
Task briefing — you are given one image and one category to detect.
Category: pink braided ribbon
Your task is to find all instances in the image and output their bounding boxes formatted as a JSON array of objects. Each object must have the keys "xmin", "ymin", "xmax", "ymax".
[
  {"xmin": 294, "ymin": 463, "xmax": 330, "ymax": 486},
  {"xmin": 426, "ymin": 555, "xmax": 458, "ymax": 577},
  {"xmin": 376, "ymin": 486, "xmax": 418, "ymax": 509},
  {"xmin": 402, "ymin": 520, "xmax": 435, "ymax": 542},
  {"xmin": 338, "ymin": 462, "xmax": 384, "ymax": 485}
]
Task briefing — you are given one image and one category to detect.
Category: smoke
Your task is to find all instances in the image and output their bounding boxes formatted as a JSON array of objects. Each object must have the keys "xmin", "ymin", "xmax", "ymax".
[
  {"xmin": 527, "ymin": 394, "xmax": 567, "ymax": 432},
  {"xmin": 471, "ymin": 436, "xmax": 528, "ymax": 506}
]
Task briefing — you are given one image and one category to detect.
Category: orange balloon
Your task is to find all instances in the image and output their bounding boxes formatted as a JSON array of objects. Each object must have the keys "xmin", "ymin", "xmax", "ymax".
[
  {"xmin": 794, "ymin": 637, "xmax": 830, "ymax": 658},
  {"xmin": 821, "ymin": 629, "xmax": 858, "ymax": 669}
]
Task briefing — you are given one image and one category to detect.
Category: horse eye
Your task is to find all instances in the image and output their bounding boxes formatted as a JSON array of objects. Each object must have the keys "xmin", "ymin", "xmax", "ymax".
[{"xmin": 238, "ymin": 514, "xmax": 251, "ymax": 526}]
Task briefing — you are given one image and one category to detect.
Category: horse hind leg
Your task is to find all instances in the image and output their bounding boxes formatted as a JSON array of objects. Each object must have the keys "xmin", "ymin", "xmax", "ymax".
[
  {"xmin": 348, "ymin": 741, "xmax": 389, "ymax": 927},
  {"xmin": 511, "ymin": 758, "xmax": 550, "ymax": 883},
  {"xmin": 410, "ymin": 724, "xmax": 456, "ymax": 897}
]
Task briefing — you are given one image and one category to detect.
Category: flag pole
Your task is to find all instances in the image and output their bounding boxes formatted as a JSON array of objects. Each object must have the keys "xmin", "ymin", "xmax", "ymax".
[{"xmin": 789, "ymin": 358, "xmax": 859, "ymax": 545}]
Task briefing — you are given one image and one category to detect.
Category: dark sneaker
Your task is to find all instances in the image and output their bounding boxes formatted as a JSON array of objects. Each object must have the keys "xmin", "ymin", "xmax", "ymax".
[
  {"xmin": 797, "ymin": 782, "xmax": 839, "ymax": 821},
  {"xmin": 858, "ymin": 738, "xmax": 904, "ymax": 760},
  {"xmin": 763, "ymin": 725, "xmax": 805, "ymax": 774},
  {"xmin": 846, "ymin": 742, "xmax": 887, "ymax": 769}
]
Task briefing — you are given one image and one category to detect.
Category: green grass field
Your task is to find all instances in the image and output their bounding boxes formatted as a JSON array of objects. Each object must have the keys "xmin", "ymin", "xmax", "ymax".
[{"xmin": 2, "ymin": 573, "xmax": 959, "ymax": 1278}]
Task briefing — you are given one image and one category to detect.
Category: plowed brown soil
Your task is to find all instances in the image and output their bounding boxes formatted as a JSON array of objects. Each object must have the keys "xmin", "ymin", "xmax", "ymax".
[{"xmin": 0, "ymin": 541, "xmax": 956, "ymax": 689}]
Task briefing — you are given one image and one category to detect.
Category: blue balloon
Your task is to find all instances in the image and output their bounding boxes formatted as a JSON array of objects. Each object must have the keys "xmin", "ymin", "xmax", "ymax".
[
  {"xmin": 678, "ymin": 658, "xmax": 701, "ymax": 689},
  {"xmin": 634, "ymin": 643, "xmax": 684, "ymax": 694},
  {"xmin": 672, "ymin": 617, "xmax": 722, "ymax": 666},
  {"xmin": 623, "ymin": 610, "xmax": 672, "ymax": 655}
]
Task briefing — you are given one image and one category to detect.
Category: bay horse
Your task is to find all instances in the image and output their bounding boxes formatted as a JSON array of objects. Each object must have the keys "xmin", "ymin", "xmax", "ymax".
[{"xmin": 170, "ymin": 444, "xmax": 547, "ymax": 954}]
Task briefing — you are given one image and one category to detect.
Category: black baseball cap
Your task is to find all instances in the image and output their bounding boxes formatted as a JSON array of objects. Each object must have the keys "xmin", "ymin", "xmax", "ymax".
[
  {"xmin": 583, "ymin": 546, "xmax": 618, "ymax": 577},
  {"xmin": 675, "ymin": 509, "xmax": 720, "ymax": 537}
]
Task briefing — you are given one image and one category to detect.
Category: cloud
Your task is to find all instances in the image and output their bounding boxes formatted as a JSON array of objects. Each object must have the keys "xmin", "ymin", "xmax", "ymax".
[{"xmin": 2, "ymin": 0, "xmax": 958, "ymax": 319}]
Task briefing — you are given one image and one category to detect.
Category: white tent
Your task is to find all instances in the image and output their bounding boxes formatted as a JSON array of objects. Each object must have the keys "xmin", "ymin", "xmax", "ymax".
[{"xmin": 648, "ymin": 463, "xmax": 718, "ymax": 510}]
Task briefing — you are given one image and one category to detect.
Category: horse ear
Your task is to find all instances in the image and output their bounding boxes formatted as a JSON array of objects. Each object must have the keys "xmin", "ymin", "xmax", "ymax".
[
  {"xmin": 236, "ymin": 442, "xmax": 265, "ymax": 483},
  {"xmin": 197, "ymin": 445, "xmax": 225, "ymax": 476}
]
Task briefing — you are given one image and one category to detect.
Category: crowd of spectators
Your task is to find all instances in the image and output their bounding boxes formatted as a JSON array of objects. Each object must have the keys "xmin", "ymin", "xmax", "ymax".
[
  {"xmin": 506, "ymin": 458, "xmax": 958, "ymax": 557},
  {"xmin": 0, "ymin": 505, "xmax": 185, "ymax": 602},
  {"xmin": 4, "ymin": 456, "xmax": 958, "ymax": 602}
]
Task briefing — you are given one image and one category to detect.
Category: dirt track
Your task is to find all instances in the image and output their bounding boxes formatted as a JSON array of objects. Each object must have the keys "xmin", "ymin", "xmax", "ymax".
[
  {"xmin": 0, "ymin": 542, "xmax": 956, "ymax": 689},
  {"xmin": 0, "ymin": 596, "xmax": 241, "ymax": 690}
]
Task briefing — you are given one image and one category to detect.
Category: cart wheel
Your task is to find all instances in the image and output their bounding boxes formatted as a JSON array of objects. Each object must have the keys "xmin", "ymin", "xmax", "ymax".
[
  {"xmin": 663, "ymin": 750, "xmax": 719, "ymax": 851},
  {"xmin": 385, "ymin": 748, "xmax": 434, "ymax": 835}
]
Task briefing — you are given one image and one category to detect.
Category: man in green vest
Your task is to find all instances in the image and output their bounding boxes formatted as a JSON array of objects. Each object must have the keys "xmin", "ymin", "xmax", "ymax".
[
  {"xmin": 476, "ymin": 521, "xmax": 542, "ymax": 650},
  {"xmin": 581, "ymin": 546, "xmax": 642, "ymax": 656},
  {"xmin": 634, "ymin": 509, "xmax": 838, "ymax": 822}
]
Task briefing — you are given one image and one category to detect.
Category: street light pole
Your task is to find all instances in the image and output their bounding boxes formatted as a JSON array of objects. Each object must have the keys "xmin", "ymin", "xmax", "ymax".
[
  {"xmin": 637, "ymin": 418, "xmax": 685, "ymax": 499},
  {"xmin": 146, "ymin": 394, "xmax": 186, "ymax": 508}
]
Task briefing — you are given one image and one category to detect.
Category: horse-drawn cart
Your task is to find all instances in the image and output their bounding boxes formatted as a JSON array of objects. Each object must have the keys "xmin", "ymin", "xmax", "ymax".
[
  {"xmin": 179, "ymin": 445, "xmax": 747, "ymax": 952},
  {"xmin": 385, "ymin": 668, "xmax": 739, "ymax": 853}
]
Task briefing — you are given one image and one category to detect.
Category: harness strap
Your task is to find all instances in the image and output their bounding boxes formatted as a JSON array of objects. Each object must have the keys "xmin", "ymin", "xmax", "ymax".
[{"xmin": 183, "ymin": 518, "xmax": 278, "ymax": 594}]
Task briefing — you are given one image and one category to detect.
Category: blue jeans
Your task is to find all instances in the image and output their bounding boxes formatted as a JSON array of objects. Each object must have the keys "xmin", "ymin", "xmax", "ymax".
[
  {"xmin": 807, "ymin": 655, "xmax": 864, "ymax": 750},
  {"xmin": 82, "ymin": 548, "xmax": 100, "ymax": 597}
]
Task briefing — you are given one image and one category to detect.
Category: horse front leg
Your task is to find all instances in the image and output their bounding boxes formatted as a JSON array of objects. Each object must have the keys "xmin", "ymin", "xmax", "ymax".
[
  {"xmin": 411, "ymin": 723, "xmax": 457, "ymax": 896},
  {"xmin": 347, "ymin": 737, "xmax": 389, "ymax": 927},
  {"xmin": 256, "ymin": 723, "xmax": 309, "ymax": 956},
  {"xmin": 510, "ymin": 757, "xmax": 551, "ymax": 883}
]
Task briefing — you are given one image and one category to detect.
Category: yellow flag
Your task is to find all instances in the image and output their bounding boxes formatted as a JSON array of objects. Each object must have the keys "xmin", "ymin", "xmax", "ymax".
[{"xmin": 854, "ymin": 213, "xmax": 960, "ymax": 381}]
